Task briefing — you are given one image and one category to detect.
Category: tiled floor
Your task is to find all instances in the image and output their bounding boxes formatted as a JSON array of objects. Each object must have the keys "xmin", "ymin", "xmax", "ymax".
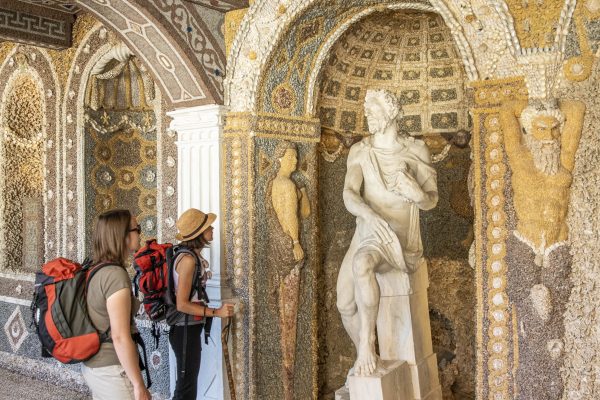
[{"xmin": 0, "ymin": 368, "xmax": 90, "ymax": 400}]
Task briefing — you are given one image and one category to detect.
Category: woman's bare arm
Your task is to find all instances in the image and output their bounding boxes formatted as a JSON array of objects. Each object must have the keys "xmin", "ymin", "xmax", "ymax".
[{"xmin": 107, "ymin": 288, "xmax": 149, "ymax": 399}]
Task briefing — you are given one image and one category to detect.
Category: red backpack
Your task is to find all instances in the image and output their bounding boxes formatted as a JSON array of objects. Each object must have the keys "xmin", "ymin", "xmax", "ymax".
[
  {"xmin": 133, "ymin": 240, "xmax": 213, "ymax": 346},
  {"xmin": 132, "ymin": 239, "xmax": 174, "ymax": 322},
  {"xmin": 31, "ymin": 258, "xmax": 112, "ymax": 363}
]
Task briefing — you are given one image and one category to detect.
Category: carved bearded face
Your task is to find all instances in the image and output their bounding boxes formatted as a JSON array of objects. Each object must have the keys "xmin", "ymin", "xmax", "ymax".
[
  {"xmin": 520, "ymin": 103, "xmax": 565, "ymax": 175},
  {"xmin": 364, "ymin": 90, "xmax": 401, "ymax": 135}
]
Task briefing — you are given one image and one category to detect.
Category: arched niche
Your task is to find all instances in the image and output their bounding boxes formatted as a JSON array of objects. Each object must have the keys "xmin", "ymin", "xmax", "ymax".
[
  {"xmin": 314, "ymin": 10, "xmax": 475, "ymax": 398},
  {"xmin": 60, "ymin": 24, "xmax": 177, "ymax": 261},
  {"xmin": 223, "ymin": 1, "xmax": 534, "ymax": 399},
  {"xmin": 81, "ymin": 45, "xmax": 160, "ymax": 251}
]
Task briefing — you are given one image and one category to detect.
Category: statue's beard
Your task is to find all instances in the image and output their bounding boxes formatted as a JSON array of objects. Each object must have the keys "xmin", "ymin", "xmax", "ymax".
[
  {"xmin": 367, "ymin": 117, "xmax": 392, "ymax": 135},
  {"xmin": 524, "ymin": 135, "xmax": 561, "ymax": 175}
]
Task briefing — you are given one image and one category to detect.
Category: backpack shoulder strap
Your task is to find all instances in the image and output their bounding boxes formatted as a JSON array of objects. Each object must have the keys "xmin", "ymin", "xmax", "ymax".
[
  {"xmin": 84, "ymin": 262, "xmax": 118, "ymax": 343},
  {"xmin": 171, "ymin": 246, "xmax": 201, "ymax": 301},
  {"xmin": 85, "ymin": 262, "xmax": 118, "ymax": 294}
]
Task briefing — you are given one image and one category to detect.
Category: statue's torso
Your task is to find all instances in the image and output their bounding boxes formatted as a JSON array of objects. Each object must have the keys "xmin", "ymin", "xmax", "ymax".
[
  {"xmin": 350, "ymin": 137, "xmax": 427, "ymax": 249},
  {"xmin": 511, "ymin": 155, "xmax": 572, "ymax": 247}
]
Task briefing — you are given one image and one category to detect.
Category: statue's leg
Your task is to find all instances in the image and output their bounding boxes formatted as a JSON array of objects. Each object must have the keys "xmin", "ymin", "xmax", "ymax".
[
  {"xmin": 337, "ymin": 250, "xmax": 360, "ymax": 351},
  {"xmin": 352, "ymin": 249, "xmax": 382, "ymax": 376}
]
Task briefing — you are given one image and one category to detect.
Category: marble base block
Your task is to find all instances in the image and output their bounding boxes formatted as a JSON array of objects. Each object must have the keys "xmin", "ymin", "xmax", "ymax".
[
  {"xmin": 421, "ymin": 385, "xmax": 443, "ymax": 400},
  {"xmin": 335, "ymin": 386, "xmax": 350, "ymax": 400},
  {"xmin": 376, "ymin": 259, "xmax": 441, "ymax": 400},
  {"xmin": 335, "ymin": 360, "xmax": 413, "ymax": 400},
  {"xmin": 408, "ymin": 353, "xmax": 441, "ymax": 400}
]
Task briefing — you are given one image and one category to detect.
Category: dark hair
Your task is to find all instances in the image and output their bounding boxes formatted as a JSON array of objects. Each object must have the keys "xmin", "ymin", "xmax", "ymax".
[
  {"xmin": 92, "ymin": 209, "xmax": 132, "ymax": 266},
  {"xmin": 179, "ymin": 234, "xmax": 209, "ymax": 250}
]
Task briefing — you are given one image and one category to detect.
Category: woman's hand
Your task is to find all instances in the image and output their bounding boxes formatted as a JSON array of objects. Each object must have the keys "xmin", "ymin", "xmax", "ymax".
[
  {"xmin": 214, "ymin": 303, "xmax": 235, "ymax": 318},
  {"xmin": 134, "ymin": 383, "xmax": 151, "ymax": 400}
]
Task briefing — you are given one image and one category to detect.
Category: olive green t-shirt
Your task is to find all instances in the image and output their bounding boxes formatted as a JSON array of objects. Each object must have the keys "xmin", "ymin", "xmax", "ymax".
[{"xmin": 84, "ymin": 265, "xmax": 139, "ymax": 368}]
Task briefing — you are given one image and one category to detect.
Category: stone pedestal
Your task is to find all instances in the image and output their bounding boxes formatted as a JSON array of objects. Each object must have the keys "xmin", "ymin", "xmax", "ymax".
[
  {"xmin": 335, "ymin": 360, "xmax": 413, "ymax": 400},
  {"xmin": 377, "ymin": 258, "xmax": 442, "ymax": 400}
]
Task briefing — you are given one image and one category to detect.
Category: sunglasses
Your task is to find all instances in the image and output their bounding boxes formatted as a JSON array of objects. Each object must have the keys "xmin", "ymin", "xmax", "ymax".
[{"xmin": 128, "ymin": 224, "xmax": 141, "ymax": 234}]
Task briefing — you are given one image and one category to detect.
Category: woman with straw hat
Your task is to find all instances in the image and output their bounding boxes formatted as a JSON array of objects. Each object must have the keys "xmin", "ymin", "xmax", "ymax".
[{"xmin": 169, "ymin": 208, "xmax": 234, "ymax": 400}]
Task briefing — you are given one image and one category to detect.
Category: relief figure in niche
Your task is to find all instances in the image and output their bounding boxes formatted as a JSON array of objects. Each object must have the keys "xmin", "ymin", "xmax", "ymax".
[
  {"xmin": 270, "ymin": 142, "xmax": 311, "ymax": 400},
  {"xmin": 500, "ymin": 98, "xmax": 585, "ymax": 262},
  {"xmin": 336, "ymin": 89, "xmax": 438, "ymax": 377},
  {"xmin": 500, "ymin": 98, "xmax": 585, "ymax": 399}
]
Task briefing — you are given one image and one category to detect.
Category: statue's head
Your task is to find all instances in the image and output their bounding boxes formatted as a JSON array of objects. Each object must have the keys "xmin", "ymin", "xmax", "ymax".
[
  {"xmin": 275, "ymin": 141, "xmax": 298, "ymax": 176},
  {"xmin": 519, "ymin": 99, "xmax": 565, "ymax": 175},
  {"xmin": 364, "ymin": 89, "xmax": 402, "ymax": 135}
]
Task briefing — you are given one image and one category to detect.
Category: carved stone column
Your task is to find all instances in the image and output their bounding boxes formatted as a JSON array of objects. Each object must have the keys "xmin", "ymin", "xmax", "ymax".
[
  {"xmin": 223, "ymin": 113, "xmax": 320, "ymax": 400},
  {"xmin": 470, "ymin": 77, "xmax": 529, "ymax": 400},
  {"xmin": 168, "ymin": 104, "xmax": 232, "ymax": 400}
]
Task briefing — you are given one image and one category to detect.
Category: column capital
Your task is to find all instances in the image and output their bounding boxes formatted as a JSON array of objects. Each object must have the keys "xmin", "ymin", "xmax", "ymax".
[{"xmin": 167, "ymin": 104, "xmax": 229, "ymax": 137}]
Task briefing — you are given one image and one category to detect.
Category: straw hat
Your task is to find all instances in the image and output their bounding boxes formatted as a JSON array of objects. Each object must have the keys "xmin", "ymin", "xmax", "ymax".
[{"xmin": 175, "ymin": 208, "xmax": 217, "ymax": 241}]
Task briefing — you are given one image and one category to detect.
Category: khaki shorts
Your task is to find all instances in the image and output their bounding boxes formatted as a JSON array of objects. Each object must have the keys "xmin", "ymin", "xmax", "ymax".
[{"xmin": 82, "ymin": 364, "xmax": 135, "ymax": 400}]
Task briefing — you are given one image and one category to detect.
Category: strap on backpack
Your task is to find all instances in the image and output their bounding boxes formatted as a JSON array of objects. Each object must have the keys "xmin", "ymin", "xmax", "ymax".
[
  {"xmin": 84, "ymin": 262, "xmax": 117, "ymax": 293},
  {"xmin": 171, "ymin": 246, "xmax": 213, "ymax": 377},
  {"xmin": 133, "ymin": 332, "xmax": 152, "ymax": 388},
  {"xmin": 85, "ymin": 262, "xmax": 122, "ymax": 343},
  {"xmin": 174, "ymin": 246, "xmax": 215, "ymax": 344}
]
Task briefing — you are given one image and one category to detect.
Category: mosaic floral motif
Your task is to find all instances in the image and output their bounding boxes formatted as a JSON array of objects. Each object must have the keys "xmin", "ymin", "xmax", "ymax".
[
  {"xmin": 272, "ymin": 85, "xmax": 296, "ymax": 113},
  {"xmin": 85, "ymin": 109, "xmax": 158, "ymax": 246},
  {"xmin": 4, "ymin": 307, "xmax": 28, "ymax": 353}
]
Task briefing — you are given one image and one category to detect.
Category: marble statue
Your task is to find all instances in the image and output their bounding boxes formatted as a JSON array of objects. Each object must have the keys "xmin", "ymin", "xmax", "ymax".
[
  {"xmin": 336, "ymin": 89, "xmax": 438, "ymax": 380},
  {"xmin": 500, "ymin": 98, "xmax": 585, "ymax": 262},
  {"xmin": 271, "ymin": 143, "xmax": 311, "ymax": 400}
]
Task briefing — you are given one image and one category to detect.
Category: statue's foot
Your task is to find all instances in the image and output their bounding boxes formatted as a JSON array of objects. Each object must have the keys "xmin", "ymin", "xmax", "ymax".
[{"xmin": 354, "ymin": 346, "xmax": 378, "ymax": 376}]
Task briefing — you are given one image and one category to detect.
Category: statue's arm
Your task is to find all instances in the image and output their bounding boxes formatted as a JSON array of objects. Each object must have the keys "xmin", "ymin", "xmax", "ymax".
[
  {"xmin": 299, "ymin": 187, "xmax": 311, "ymax": 219},
  {"xmin": 559, "ymin": 100, "xmax": 586, "ymax": 172},
  {"xmin": 343, "ymin": 146, "xmax": 372, "ymax": 219},
  {"xmin": 412, "ymin": 142, "xmax": 438, "ymax": 211},
  {"xmin": 499, "ymin": 100, "xmax": 527, "ymax": 162},
  {"xmin": 272, "ymin": 180, "xmax": 300, "ymax": 243}
]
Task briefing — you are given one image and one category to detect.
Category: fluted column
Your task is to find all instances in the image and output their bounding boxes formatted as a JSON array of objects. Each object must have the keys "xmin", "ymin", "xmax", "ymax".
[{"xmin": 167, "ymin": 104, "xmax": 231, "ymax": 400}]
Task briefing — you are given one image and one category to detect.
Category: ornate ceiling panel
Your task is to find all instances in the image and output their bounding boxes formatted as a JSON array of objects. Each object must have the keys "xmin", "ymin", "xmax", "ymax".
[
  {"xmin": 12, "ymin": 0, "xmax": 78, "ymax": 14},
  {"xmin": 0, "ymin": 1, "xmax": 74, "ymax": 49},
  {"xmin": 181, "ymin": 0, "xmax": 249, "ymax": 12}
]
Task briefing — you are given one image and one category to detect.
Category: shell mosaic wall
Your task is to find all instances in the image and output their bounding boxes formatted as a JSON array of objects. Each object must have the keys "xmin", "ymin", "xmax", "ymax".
[
  {"xmin": 0, "ymin": 13, "xmax": 176, "ymax": 398},
  {"xmin": 222, "ymin": 0, "xmax": 600, "ymax": 399},
  {"xmin": 83, "ymin": 57, "xmax": 159, "ymax": 249},
  {"xmin": 1, "ymin": 72, "xmax": 44, "ymax": 272},
  {"xmin": 560, "ymin": 60, "xmax": 600, "ymax": 400},
  {"xmin": 84, "ymin": 109, "xmax": 158, "ymax": 248},
  {"xmin": 2, "ymin": 1, "xmax": 600, "ymax": 399}
]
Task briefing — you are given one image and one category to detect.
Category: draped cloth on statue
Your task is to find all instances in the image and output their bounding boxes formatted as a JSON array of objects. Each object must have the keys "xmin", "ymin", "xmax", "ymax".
[{"xmin": 342, "ymin": 137, "xmax": 437, "ymax": 294}]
